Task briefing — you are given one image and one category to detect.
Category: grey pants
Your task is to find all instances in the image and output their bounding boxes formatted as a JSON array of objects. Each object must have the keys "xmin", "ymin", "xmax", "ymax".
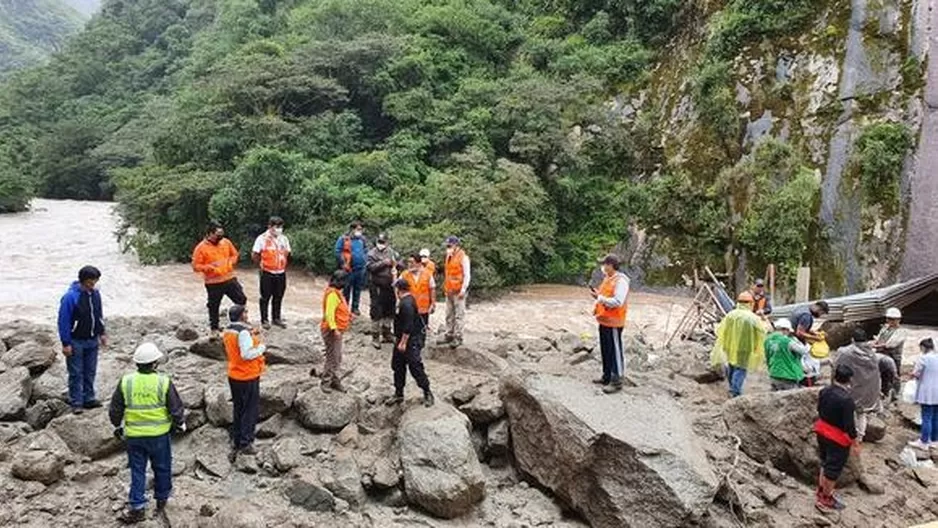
[
  {"xmin": 321, "ymin": 329, "xmax": 343, "ymax": 382},
  {"xmin": 445, "ymin": 293, "xmax": 466, "ymax": 340}
]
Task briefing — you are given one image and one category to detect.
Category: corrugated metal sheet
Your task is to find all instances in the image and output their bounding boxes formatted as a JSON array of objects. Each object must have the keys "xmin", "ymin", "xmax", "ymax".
[{"xmin": 772, "ymin": 273, "xmax": 938, "ymax": 323}]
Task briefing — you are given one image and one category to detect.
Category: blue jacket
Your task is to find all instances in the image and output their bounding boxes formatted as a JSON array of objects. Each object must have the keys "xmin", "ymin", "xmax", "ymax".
[
  {"xmin": 334, "ymin": 234, "xmax": 368, "ymax": 271},
  {"xmin": 58, "ymin": 281, "xmax": 105, "ymax": 346}
]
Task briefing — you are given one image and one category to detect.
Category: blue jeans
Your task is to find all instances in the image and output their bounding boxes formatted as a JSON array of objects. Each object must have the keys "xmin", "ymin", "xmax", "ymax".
[
  {"xmin": 127, "ymin": 434, "xmax": 172, "ymax": 510},
  {"xmin": 66, "ymin": 338, "xmax": 99, "ymax": 407},
  {"xmin": 726, "ymin": 365, "xmax": 748, "ymax": 397},
  {"xmin": 343, "ymin": 268, "xmax": 365, "ymax": 312},
  {"xmin": 922, "ymin": 404, "xmax": 938, "ymax": 443}
]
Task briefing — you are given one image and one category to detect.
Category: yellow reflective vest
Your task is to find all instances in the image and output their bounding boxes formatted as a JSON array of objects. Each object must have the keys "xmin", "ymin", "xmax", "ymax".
[{"xmin": 121, "ymin": 372, "xmax": 172, "ymax": 438}]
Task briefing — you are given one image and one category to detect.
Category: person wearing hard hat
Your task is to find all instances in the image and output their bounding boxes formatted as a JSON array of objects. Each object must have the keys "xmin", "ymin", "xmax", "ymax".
[
  {"xmin": 108, "ymin": 343, "xmax": 186, "ymax": 524},
  {"xmin": 873, "ymin": 307, "xmax": 907, "ymax": 401},
  {"xmin": 711, "ymin": 291, "xmax": 766, "ymax": 397},
  {"xmin": 765, "ymin": 319, "xmax": 809, "ymax": 391}
]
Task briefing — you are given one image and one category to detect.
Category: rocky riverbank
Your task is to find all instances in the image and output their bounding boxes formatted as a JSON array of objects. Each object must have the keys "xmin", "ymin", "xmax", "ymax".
[{"xmin": 0, "ymin": 316, "xmax": 936, "ymax": 527}]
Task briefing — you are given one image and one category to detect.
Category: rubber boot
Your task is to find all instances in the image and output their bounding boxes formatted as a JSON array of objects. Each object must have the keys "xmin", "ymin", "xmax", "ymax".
[{"xmin": 371, "ymin": 321, "xmax": 381, "ymax": 349}]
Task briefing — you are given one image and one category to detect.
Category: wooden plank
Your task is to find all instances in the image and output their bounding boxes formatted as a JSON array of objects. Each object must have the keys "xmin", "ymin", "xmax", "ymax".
[{"xmin": 795, "ymin": 267, "xmax": 811, "ymax": 303}]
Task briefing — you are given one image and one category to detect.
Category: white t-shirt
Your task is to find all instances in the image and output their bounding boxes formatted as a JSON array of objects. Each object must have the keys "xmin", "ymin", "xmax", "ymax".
[{"xmin": 252, "ymin": 232, "xmax": 292, "ymax": 273}]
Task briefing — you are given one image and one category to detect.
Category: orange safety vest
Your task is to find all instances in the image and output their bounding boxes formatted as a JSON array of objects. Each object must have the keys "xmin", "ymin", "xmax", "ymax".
[
  {"xmin": 223, "ymin": 323, "xmax": 265, "ymax": 381},
  {"xmin": 425, "ymin": 260, "xmax": 437, "ymax": 276},
  {"xmin": 752, "ymin": 292, "xmax": 768, "ymax": 313},
  {"xmin": 320, "ymin": 286, "xmax": 352, "ymax": 331},
  {"xmin": 402, "ymin": 269, "xmax": 433, "ymax": 314},
  {"xmin": 259, "ymin": 234, "xmax": 288, "ymax": 273},
  {"xmin": 341, "ymin": 236, "xmax": 352, "ymax": 271},
  {"xmin": 593, "ymin": 274, "xmax": 628, "ymax": 328},
  {"xmin": 192, "ymin": 239, "xmax": 238, "ymax": 284},
  {"xmin": 444, "ymin": 248, "xmax": 467, "ymax": 295}
]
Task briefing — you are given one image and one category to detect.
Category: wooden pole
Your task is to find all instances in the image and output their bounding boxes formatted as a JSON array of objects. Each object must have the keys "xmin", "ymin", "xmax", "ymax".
[
  {"xmin": 767, "ymin": 264, "xmax": 776, "ymax": 300},
  {"xmin": 795, "ymin": 267, "xmax": 811, "ymax": 303}
]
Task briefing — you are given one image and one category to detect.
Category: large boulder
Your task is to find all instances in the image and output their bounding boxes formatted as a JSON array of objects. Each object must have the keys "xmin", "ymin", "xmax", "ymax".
[
  {"xmin": 189, "ymin": 337, "xmax": 226, "ymax": 361},
  {"xmin": 11, "ymin": 450, "xmax": 66, "ymax": 484},
  {"xmin": 322, "ymin": 452, "xmax": 365, "ymax": 508},
  {"xmin": 31, "ymin": 360, "xmax": 68, "ymax": 402},
  {"xmin": 259, "ymin": 377, "xmax": 298, "ymax": 419},
  {"xmin": 458, "ymin": 389, "xmax": 505, "ymax": 427},
  {"xmin": 25, "ymin": 399, "xmax": 69, "ymax": 430},
  {"xmin": 0, "ymin": 367, "xmax": 32, "ymax": 420},
  {"xmin": 0, "ymin": 321, "xmax": 56, "ymax": 350},
  {"xmin": 2, "ymin": 342, "xmax": 56, "ymax": 374},
  {"xmin": 265, "ymin": 331, "xmax": 320, "ymax": 365},
  {"xmin": 500, "ymin": 373, "xmax": 718, "ymax": 528},
  {"xmin": 49, "ymin": 409, "xmax": 122, "ymax": 460},
  {"xmin": 399, "ymin": 404, "xmax": 485, "ymax": 519},
  {"xmin": 295, "ymin": 390, "xmax": 358, "ymax": 432},
  {"xmin": 722, "ymin": 388, "xmax": 855, "ymax": 485},
  {"xmin": 205, "ymin": 385, "xmax": 233, "ymax": 426}
]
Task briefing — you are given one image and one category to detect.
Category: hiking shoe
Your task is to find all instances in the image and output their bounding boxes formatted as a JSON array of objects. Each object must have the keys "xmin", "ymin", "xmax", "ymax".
[
  {"xmin": 240, "ymin": 444, "xmax": 258, "ymax": 456},
  {"xmin": 273, "ymin": 320, "xmax": 287, "ymax": 329},
  {"xmin": 330, "ymin": 379, "xmax": 347, "ymax": 393},
  {"xmin": 156, "ymin": 500, "xmax": 167, "ymax": 512},
  {"xmin": 262, "ymin": 322, "xmax": 271, "ymax": 330},
  {"xmin": 83, "ymin": 400, "xmax": 103, "ymax": 409},
  {"xmin": 592, "ymin": 377, "xmax": 609, "ymax": 385},
  {"xmin": 371, "ymin": 338, "xmax": 381, "ymax": 350},
  {"xmin": 909, "ymin": 439, "xmax": 929, "ymax": 449},
  {"xmin": 386, "ymin": 395, "xmax": 404, "ymax": 407},
  {"xmin": 352, "ymin": 309, "xmax": 362, "ymax": 316},
  {"xmin": 449, "ymin": 338, "xmax": 463, "ymax": 349},
  {"xmin": 320, "ymin": 380, "xmax": 334, "ymax": 394},
  {"xmin": 423, "ymin": 391, "xmax": 435, "ymax": 407},
  {"xmin": 437, "ymin": 335, "xmax": 453, "ymax": 345},
  {"xmin": 71, "ymin": 407, "xmax": 84, "ymax": 415},
  {"xmin": 602, "ymin": 383, "xmax": 622, "ymax": 394},
  {"xmin": 118, "ymin": 508, "xmax": 146, "ymax": 524}
]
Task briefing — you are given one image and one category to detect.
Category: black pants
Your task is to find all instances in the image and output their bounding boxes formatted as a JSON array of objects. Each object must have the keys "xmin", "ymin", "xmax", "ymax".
[
  {"xmin": 370, "ymin": 282, "xmax": 396, "ymax": 320},
  {"xmin": 229, "ymin": 377, "xmax": 259, "ymax": 449},
  {"xmin": 817, "ymin": 436, "xmax": 850, "ymax": 480},
  {"xmin": 206, "ymin": 279, "xmax": 247, "ymax": 330},
  {"xmin": 392, "ymin": 333, "xmax": 430, "ymax": 396},
  {"xmin": 598, "ymin": 325, "xmax": 625, "ymax": 384},
  {"xmin": 259, "ymin": 271, "xmax": 287, "ymax": 323}
]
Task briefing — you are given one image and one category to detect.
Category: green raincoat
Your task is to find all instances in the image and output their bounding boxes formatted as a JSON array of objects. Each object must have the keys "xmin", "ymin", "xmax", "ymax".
[{"xmin": 711, "ymin": 304, "xmax": 766, "ymax": 371}]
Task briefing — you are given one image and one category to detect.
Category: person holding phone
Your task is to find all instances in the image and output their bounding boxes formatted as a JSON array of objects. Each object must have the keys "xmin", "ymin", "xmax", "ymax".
[{"xmin": 590, "ymin": 254, "xmax": 630, "ymax": 394}]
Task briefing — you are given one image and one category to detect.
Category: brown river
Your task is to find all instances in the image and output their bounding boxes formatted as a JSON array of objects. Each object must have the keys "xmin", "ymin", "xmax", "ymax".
[{"xmin": 0, "ymin": 200, "xmax": 688, "ymax": 342}]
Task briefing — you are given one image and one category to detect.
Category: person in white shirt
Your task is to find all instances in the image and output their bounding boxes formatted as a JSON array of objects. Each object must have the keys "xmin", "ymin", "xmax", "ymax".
[{"xmin": 251, "ymin": 216, "xmax": 291, "ymax": 329}]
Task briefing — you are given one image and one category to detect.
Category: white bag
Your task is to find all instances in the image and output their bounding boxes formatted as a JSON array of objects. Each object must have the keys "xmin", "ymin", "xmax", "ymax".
[{"xmin": 902, "ymin": 380, "xmax": 918, "ymax": 404}]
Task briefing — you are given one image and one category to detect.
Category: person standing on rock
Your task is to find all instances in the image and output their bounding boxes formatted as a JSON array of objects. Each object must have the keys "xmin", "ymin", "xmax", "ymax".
[
  {"xmin": 814, "ymin": 363, "xmax": 857, "ymax": 513},
  {"xmin": 765, "ymin": 318, "xmax": 809, "ymax": 391},
  {"xmin": 590, "ymin": 254, "xmax": 630, "ymax": 394},
  {"xmin": 401, "ymin": 254, "xmax": 436, "ymax": 328},
  {"xmin": 440, "ymin": 236, "xmax": 470, "ymax": 348},
  {"xmin": 222, "ymin": 304, "xmax": 266, "ymax": 461},
  {"xmin": 389, "ymin": 278, "xmax": 434, "ymax": 407},
  {"xmin": 320, "ymin": 270, "xmax": 351, "ymax": 393},
  {"xmin": 57, "ymin": 265, "xmax": 108, "ymax": 415},
  {"xmin": 367, "ymin": 233, "xmax": 398, "ymax": 348},
  {"xmin": 192, "ymin": 222, "xmax": 247, "ymax": 332},
  {"xmin": 334, "ymin": 221, "xmax": 368, "ymax": 315},
  {"xmin": 711, "ymin": 291, "xmax": 765, "ymax": 398},
  {"xmin": 109, "ymin": 343, "xmax": 186, "ymax": 524},
  {"xmin": 831, "ymin": 328, "xmax": 881, "ymax": 443},
  {"xmin": 419, "ymin": 248, "xmax": 437, "ymax": 276},
  {"xmin": 872, "ymin": 307, "xmax": 907, "ymax": 401},
  {"xmin": 909, "ymin": 338, "xmax": 938, "ymax": 449},
  {"xmin": 251, "ymin": 216, "xmax": 291, "ymax": 330}
]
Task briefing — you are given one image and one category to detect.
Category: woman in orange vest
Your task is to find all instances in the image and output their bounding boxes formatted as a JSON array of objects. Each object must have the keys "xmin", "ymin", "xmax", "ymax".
[
  {"xmin": 401, "ymin": 254, "xmax": 436, "ymax": 327},
  {"xmin": 590, "ymin": 254, "xmax": 630, "ymax": 394},
  {"xmin": 251, "ymin": 216, "xmax": 291, "ymax": 329},
  {"xmin": 222, "ymin": 304, "xmax": 266, "ymax": 462},
  {"xmin": 192, "ymin": 222, "xmax": 247, "ymax": 331},
  {"xmin": 441, "ymin": 236, "xmax": 470, "ymax": 348},
  {"xmin": 320, "ymin": 270, "xmax": 351, "ymax": 393}
]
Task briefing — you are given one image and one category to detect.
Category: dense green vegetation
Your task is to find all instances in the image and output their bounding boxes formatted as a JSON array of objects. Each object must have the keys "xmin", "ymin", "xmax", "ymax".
[
  {"xmin": 852, "ymin": 122, "xmax": 913, "ymax": 217},
  {"xmin": 0, "ymin": 0, "xmax": 83, "ymax": 75}
]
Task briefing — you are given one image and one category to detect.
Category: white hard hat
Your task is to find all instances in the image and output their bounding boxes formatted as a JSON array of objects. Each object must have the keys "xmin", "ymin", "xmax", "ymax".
[
  {"xmin": 133, "ymin": 342, "xmax": 164, "ymax": 364},
  {"xmin": 885, "ymin": 307, "xmax": 902, "ymax": 319},
  {"xmin": 419, "ymin": 248, "xmax": 431, "ymax": 258},
  {"xmin": 774, "ymin": 319, "xmax": 793, "ymax": 331}
]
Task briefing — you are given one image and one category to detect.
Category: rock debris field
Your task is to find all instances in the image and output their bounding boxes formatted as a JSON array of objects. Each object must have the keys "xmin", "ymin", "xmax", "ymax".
[{"xmin": 0, "ymin": 314, "xmax": 937, "ymax": 528}]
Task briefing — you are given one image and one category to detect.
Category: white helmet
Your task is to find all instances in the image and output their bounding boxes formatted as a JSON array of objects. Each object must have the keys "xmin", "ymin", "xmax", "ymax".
[
  {"xmin": 885, "ymin": 307, "xmax": 902, "ymax": 319},
  {"xmin": 133, "ymin": 342, "xmax": 164, "ymax": 364},
  {"xmin": 774, "ymin": 319, "xmax": 793, "ymax": 331}
]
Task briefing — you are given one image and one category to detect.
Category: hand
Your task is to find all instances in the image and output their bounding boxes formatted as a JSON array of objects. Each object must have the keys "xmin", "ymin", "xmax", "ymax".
[
  {"xmin": 113, "ymin": 427, "xmax": 124, "ymax": 440},
  {"xmin": 457, "ymin": 292, "xmax": 465, "ymax": 300},
  {"xmin": 62, "ymin": 345, "xmax": 73, "ymax": 357},
  {"xmin": 385, "ymin": 259, "xmax": 393, "ymax": 266},
  {"xmin": 430, "ymin": 304, "xmax": 436, "ymax": 314},
  {"xmin": 756, "ymin": 310, "xmax": 765, "ymax": 316},
  {"xmin": 99, "ymin": 335, "xmax": 108, "ymax": 348},
  {"xmin": 175, "ymin": 422, "xmax": 187, "ymax": 434},
  {"xmin": 589, "ymin": 288, "xmax": 598, "ymax": 299},
  {"xmin": 396, "ymin": 341, "xmax": 406, "ymax": 352}
]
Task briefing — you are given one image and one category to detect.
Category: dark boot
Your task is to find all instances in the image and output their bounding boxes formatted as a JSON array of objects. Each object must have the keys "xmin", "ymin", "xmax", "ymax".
[
  {"xmin": 423, "ymin": 390, "xmax": 435, "ymax": 407},
  {"xmin": 118, "ymin": 508, "xmax": 146, "ymax": 524},
  {"xmin": 156, "ymin": 500, "xmax": 167, "ymax": 512},
  {"xmin": 386, "ymin": 395, "xmax": 404, "ymax": 407},
  {"xmin": 330, "ymin": 378, "xmax": 347, "ymax": 393}
]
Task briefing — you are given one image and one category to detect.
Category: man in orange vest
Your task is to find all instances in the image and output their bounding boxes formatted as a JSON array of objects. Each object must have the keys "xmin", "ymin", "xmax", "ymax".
[
  {"xmin": 251, "ymin": 216, "xmax": 291, "ymax": 329},
  {"xmin": 320, "ymin": 270, "xmax": 351, "ymax": 393},
  {"xmin": 440, "ymin": 236, "xmax": 470, "ymax": 348},
  {"xmin": 222, "ymin": 304, "xmax": 266, "ymax": 462},
  {"xmin": 401, "ymin": 254, "xmax": 436, "ymax": 328},
  {"xmin": 590, "ymin": 254, "xmax": 630, "ymax": 394},
  {"xmin": 419, "ymin": 248, "xmax": 437, "ymax": 276},
  {"xmin": 750, "ymin": 278, "xmax": 773, "ymax": 316},
  {"xmin": 192, "ymin": 222, "xmax": 247, "ymax": 332}
]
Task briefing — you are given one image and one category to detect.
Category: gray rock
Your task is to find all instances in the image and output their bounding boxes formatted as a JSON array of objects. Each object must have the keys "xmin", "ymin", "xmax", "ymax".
[
  {"xmin": 381, "ymin": 488, "xmax": 408, "ymax": 507},
  {"xmin": 865, "ymin": 415, "xmax": 887, "ymax": 443},
  {"xmin": 425, "ymin": 344, "xmax": 509, "ymax": 375},
  {"xmin": 189, "ymin": 337, "xmax": 226, "ymax": 361},
  {"xmin": 176, "ymin": 382, "xmax": 205, "ymax": 409},
  {"xmin": 556, "ymin": 331, "xmax": 593, "ymax": 354},
  {"xmin": 24, "ymin": 399, "xmax": 69, "ymax": 430},
  {"xmin": 0, "ymin": 367, "xmax": 32, "ymax": 420},
  {"xmin": 323, "ymin": 452, "xmax": 365, "ymax": 507},
  {"xmin": 458, "ymin": 390, "xmax": 505, "ymax": 427},
  {"xmin": 191, "ymin": 428, "xmax": 232, "ymax": 478},
  {"xmin": 295, "ymin": 390, "xmax": 358, "ymax": 432},
  {"xmin": 501, "ymin": 373, "xmax": 718, "ymax": 528},
  {"xmin": 204, "ymin": 385, "xmax": 233, "ymax": 426},
  {"xmin": 399, "ymin": 403, "xmax": 485, "ymax": 519},
  {"xmin": 31, "ymin": 361, "xmax": 68, "ymax": 402},
  {"xmin": 265, "ymin": 332, "xmax": 320, "ymax": 365},
  {"xmin": 285, "ymin": 472, "xmax": 336, "ymax": 512},
  {"xmin": 485, "ymin": 418, "xmax": 510, "ymax": 458},
  {"xmin": 0, "ymin": 422, "xmax": 31, "ymax": 443},
  {"xmin": 470, "ymin": 427, "xmax": 485, "ymax": 462},
  {"xmin": 259, "ymin": 378, "xmax": 298, "ymax": 419},
  {"xmin": 450, "ymin": 384, "xmax": 480, "ymax": 406},
  {"xmin": 185, "ymin": 409, "xmax": 207, "ymax": 432},
  {"xmin": 175, "ymin": 325, "xmax": 200, "ymax": 342},
  {"xmin": 369, "ymin": 458, "xmax": 401, "ymax": 490},
  {"xmin": 2, "ymin": 342, "xmax": 56, "ymax": 374},
  {"xmin": 0, "ymin": 322, "xmax": 56, "ymax": 350},
  {"xmin": 11, "ymin": 450, "xmax": 66, "ymax": 484},
  {"xmin": 271, "ymin": 437, "xmax": 305, "ymax": 473},
  {"xmin": 257, "ymin": 414, "xmax": 283, "ymax": 439},
  {"xmin": 48, "ymin": 409, "xmax": 121, "ymax": 460},
  {"xmin": 201, "ymin": 502, "xmax": 266, "ymax": 528},
  {"xmin": 19, "ymin": 429, "xmax": 71, "ymax": 458}
]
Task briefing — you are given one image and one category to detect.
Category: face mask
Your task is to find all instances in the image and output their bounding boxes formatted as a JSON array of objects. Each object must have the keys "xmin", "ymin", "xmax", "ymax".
[
  {"xmin": 354, "ymin": 230, "xmax": 363, "ymax": 238},
  {"xmin": 377, "ymin": 243, "xmax": 387, "ymax": 250},
  {"xmin": 274, "ymin": 227, "xmax": 284, "ymax": 236},
  {"xmin": 421, "ymin": 257, "xmax": 428, "ymax": 263},
  {"xmin": 446, "ymin": 247, "xmax": 454, "ymax": 256}
]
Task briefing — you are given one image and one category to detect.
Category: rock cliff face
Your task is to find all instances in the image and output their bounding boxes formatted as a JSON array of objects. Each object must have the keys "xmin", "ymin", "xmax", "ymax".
[{"xmin": 630, "ymin": 0, "xmax": 938, "ymax": 295}]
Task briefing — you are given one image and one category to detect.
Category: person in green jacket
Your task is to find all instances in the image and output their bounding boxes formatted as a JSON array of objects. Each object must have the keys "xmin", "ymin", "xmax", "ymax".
[{"xmin": 765, "ymin": 318, "xmax": 809, "ymax": 391}]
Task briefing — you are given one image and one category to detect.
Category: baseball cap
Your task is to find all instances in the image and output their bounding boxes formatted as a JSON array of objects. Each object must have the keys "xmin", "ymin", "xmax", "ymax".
[
  {"xmin": 445, "ymin": 236, "xmax": 460, "ymax": 246},
  {"xmin": 377, "ymin": 233, "xmax": 388, "ymax": 243},
  {"xmin": 754, "ymin": 278, "xmax": 765, "ymax": 286},
  {"xmin": 419, "ymin": 248, "xmax": 430, "ymax": 258}
]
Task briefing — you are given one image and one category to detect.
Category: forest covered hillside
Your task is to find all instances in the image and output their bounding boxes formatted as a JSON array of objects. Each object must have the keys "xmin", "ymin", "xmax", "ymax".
[
  {"xmin": 0, "ymin": 0, "xmax": 932, "ymax": 296},
  {"xmin": 0, "ymin": 0, "xmax": 84, "ymax": 75}
]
